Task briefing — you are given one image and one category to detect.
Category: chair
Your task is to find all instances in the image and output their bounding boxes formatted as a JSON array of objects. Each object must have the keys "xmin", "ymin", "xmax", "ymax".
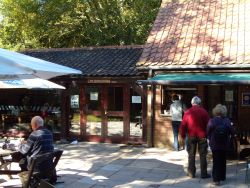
[
  {"xmin": 0, "ymin": 149, "xmax": 63, "ymax": 188},
  {"xmin": 38, "ymin": 179, "xmax": 55, "ymax": 188},
  {"xmin": 235, "ymin": 128, "xmax": 250, "ymax": 159},
  {"xmin": 23, "ymin": 149, "xmax": 63, "ymax": 188}
]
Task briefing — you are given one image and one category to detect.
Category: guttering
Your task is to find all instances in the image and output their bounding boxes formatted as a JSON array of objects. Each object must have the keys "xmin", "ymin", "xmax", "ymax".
[
  {"xmin": 137, "ymin": 64, "xmax": 250, "ymax": 71},
  {"xmin": 137, "ymin": 80, "xmax": 250, "ymax": 85}
]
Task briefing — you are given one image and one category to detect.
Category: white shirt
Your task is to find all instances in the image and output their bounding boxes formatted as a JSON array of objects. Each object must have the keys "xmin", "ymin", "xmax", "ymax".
[{"xmin": 170, "ymin": 100, "xmax": 186, "ymax": 121}]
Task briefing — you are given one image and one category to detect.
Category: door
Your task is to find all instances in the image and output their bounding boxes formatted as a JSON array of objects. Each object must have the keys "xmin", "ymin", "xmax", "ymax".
[
  {"xmin": 106, "ymin": 86, "xmax": 125, "ymax": 137},
  {"xmin": 83, "ymin": 85, "xmax": 130, "ymax": 142},
  {"xmin": 85, "ymin": 85, "xmax": 102, "ymax": 136},
  {"xmin": 206, "ymin": 85, "xmax": 238, "ymax": 121}
]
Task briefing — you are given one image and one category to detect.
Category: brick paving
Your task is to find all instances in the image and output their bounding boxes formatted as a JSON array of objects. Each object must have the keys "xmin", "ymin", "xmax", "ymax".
[
  {"xmin": 54, "ymin": 142, "xmax": 247, "ymax": 188},
  {"xmin": 0, "ymin": 142, "xmax": 249, "ymax": 188}
]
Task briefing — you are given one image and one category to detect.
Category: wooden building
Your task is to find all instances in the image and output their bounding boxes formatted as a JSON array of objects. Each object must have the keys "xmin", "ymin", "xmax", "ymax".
[
  {"xmin": 10, "ymin": 0, "xmax": 250, "ymax": 150},
  {"xmin": 136, "ymin": 0, "xmax": 250, "ymax": 148},
  {"xmin": 23, "ymin": 46, "xmax": 146, "ymax": 143}
]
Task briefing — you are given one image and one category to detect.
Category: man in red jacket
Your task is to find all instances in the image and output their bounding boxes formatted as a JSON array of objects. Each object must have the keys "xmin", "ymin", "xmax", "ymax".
[{"xmin": 180, "ymin": 96, "xmax": 210, "ymax": 179}]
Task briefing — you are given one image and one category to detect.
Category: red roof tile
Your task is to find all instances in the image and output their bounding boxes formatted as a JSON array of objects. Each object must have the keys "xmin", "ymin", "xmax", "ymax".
[{"xmin": 137, "ymin": 0, "xmax": 250, "ymax": 70}]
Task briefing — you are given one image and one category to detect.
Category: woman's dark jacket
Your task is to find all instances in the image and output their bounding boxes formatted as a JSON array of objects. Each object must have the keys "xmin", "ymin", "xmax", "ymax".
[{"xmin": 207, "ymin": 116, "xmax": 234, "ymax": 151}]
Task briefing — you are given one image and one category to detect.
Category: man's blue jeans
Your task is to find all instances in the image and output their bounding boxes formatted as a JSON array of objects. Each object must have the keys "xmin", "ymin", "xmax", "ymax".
[{"xmin": 172, "ymin": 121, "xmax": 181, "ymax": 151}]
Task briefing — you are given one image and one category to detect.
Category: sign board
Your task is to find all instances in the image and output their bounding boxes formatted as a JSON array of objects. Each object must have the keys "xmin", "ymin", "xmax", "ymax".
[
  {"xmin": 71, "ymin": 95, "xmax": 79, "ymax": 108},
  {"xmin": 88, "ymin": 80, "xmax": 110, "ymax": 83},
  {"xmin": 132, "ymin": 96, "xmax": 141, "ymax": 104}
]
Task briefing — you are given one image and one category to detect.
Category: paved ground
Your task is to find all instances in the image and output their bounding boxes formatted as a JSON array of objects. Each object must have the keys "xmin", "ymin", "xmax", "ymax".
[{"xmin": 0, "ymin": 142, "xmax": 249, "ymax": 188}]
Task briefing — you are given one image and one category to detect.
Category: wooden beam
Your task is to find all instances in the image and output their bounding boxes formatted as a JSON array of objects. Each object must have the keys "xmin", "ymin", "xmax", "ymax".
[
  {"xmin": 142, "ymin": 85, "xmax": 147, "ymax": 142},
  {"xmin": 60, "ymin": 85, "xmax": 70, "ymax": 140},
  {"xmin": 123, "ymin": 85, "xmax": 130, "ymax": 141},
  {"xmin": 102, "ymin": 86, "xmax": 108, "ymax": 137},
  {"xmin": 80, "ymin": 86, "xmax": 86, "ymax": 137}
]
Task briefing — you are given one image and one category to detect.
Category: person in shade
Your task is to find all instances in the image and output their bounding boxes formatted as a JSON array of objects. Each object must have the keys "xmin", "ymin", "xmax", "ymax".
[
  {"xmin": 170, "ymin": 94, "xmax": 186, "ymax": 151},
  {"xmin": 207, "ymin": 104, "xmax": 234, "ymax": 186},
  {"xmin": 18, "ymin": 116, "xmax": 54, "ymax": 185},
  {"xmin": 180, "ymin": 96, "xmax": 211, "ymax": 179}
]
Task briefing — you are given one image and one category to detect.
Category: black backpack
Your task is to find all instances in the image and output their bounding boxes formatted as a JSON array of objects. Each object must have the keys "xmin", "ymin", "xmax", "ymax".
[{"xmin": 213, "ymin": 119, "xmax": 228, "ymax": 144}]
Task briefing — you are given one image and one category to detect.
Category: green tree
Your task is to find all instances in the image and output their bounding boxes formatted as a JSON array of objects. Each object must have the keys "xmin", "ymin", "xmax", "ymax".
[{"xmin": 0, "ymin": 0, "xmax": 161, "ymax": 49}]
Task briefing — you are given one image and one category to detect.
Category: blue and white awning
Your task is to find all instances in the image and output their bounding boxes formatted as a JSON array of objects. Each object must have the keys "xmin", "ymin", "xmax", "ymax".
[{"xmin": 137, "ymin": 73, "xmax": 250, "ymax": 85}]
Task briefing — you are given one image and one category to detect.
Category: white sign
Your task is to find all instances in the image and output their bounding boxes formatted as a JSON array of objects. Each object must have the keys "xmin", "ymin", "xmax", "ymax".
[
  {"xmin": 90, "ymin": 92, "xmax": 98, "ymax": 101},
  {"xmin": 71, "ymin": 95, "xmax": 79, "ymax": 108},
  {"xmin": 132, "ymin": 96, "xmax": 141, "ymax": 103},
  {"xmin": 225, "ymin": 90, "xmax": 233, "ymax": 102}
]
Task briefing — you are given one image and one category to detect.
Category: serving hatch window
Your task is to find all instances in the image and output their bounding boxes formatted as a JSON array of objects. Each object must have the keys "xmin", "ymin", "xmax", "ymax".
[{"xmin": 161, "ymin": 87, "xmax": 197, "ymax": 115}]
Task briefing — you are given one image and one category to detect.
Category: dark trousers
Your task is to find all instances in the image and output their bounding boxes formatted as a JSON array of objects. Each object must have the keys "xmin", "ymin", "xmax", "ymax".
[
  {"xmin": 19, "ymin": 158, "xmax": 28, "ymax": 171},
  {"xmin": 187, "ymin": 137, "xmax": 208, "ymax": 177},
  {"xmin": 10, "ymin": 152, "xmax": 28, "ymax": 171},
  {"xmin": 212, "ymin": 150, "xmax": 226, "ymax": 182},
  {"xmin": 172, "ymin": 121, "xmax": 181, "ymax": 150}
]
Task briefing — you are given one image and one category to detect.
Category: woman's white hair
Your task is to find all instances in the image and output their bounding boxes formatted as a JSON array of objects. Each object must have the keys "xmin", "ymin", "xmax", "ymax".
[
  {"xmin": 212, "ymin": 104, "xmax": 227, "ymax": 117},
  {"xmin": 191, "ymin": 96, "xmax": 201, "ymax": 105}
]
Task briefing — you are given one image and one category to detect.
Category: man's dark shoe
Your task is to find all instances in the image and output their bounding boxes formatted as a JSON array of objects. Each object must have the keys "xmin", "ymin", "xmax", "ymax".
[
  {"xmin": 201, "ymin": 174, "xmax": 211, "ymax": 179},
  {"xmin": 187, "ymin": 172, "xmax": 195, "ymax": 178},
  {"xmin": 212, "ymin": 181, "xmax": 220, "ymax": 186}
]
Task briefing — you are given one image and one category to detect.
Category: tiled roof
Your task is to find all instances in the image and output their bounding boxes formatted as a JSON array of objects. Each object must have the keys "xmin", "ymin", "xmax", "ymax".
[
  {"xmin": 23, "ymin": 46, "xmax": 143, "ymax": 77},
  {"xmin": 137, "ymin": 0, "xmax": 250, "ymax": 70}
]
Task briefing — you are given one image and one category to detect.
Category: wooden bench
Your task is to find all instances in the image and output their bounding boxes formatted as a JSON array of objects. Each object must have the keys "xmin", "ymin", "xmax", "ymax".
[{"xmin": 235, "ymin": 130, "xmax": 250, "ymax": 159}]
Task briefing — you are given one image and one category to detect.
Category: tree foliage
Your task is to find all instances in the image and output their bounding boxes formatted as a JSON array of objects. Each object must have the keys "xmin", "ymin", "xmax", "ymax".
[{"xmin": 0, "ymin": 0, "xmax": 161, "ymax": 49}]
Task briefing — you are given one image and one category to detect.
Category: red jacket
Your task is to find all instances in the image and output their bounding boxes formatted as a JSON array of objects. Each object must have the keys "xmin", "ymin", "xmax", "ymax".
[{"xmin": 180, "ymin": 105, "xmax": 210, "ymax": 139}]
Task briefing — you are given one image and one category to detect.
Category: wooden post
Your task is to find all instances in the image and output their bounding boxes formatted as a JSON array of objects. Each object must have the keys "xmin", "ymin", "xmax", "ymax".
[
  {"xmin": 151, "ymin": 85, "xmax": 156, "ymax": 147},
  {"xmin": 79, "ymin": 86, "xmax": 86, "ymax": 138},
  {"xmin": 197, "ymin": 85, "xmax": 206, "ymax": 106},
  {"xmin": 101, "ymin": 86, "xmax": 108, "ymax": 138},
  {"xmin": 123, "ymin": 85, "xmax": 130, "ymax": 141},
  {"xmin": 142, "ymin": 84, "xmax": 147, "ymax": 142},
  {"xmin": 146, "ymin": 84, "xmax": 155, "ymax": 147},
  {"xmin": 60, "ymin": 85, "xmax": 70, "ymax": 140}
]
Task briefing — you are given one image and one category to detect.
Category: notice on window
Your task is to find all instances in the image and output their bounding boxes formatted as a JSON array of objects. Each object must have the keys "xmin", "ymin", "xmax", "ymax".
[
  {"xmin": 242, "ymin": 92, "xmax": 250, "ymax": 106},
  {"xmin": 90, "ymin": 92, "xmax": 98, "ymax": 101},
  {"xmin": 132, "ymin": 96, "xmax": 141, "ymax": 103},
  {"xmin": 225, "ymin": 90, "xmax": 233, "ymax": 102},
  {"xmin": 71, "ymin": 95, "xmax": 79, "ymax": 108}
]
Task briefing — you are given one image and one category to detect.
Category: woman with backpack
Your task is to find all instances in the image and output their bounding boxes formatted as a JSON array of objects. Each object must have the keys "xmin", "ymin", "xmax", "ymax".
[{"xmin": 207, "ymin": 104, "xmax": 234, "ymax": 186}]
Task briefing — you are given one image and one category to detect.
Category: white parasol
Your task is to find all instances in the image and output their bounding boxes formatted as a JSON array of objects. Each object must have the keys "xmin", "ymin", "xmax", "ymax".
[
  {"xmin": 0, "ymin": 78, "xmax": 65, "ymax": 89},
  {"xmin": 0, "ymin": 48, "xmax": 82, "ymax": 80}
]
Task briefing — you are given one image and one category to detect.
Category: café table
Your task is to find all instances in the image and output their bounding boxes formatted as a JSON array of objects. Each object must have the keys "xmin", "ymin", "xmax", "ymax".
[{"xmin": 0, "ymin": 149, "xmax": 21, "ymax": 178}]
